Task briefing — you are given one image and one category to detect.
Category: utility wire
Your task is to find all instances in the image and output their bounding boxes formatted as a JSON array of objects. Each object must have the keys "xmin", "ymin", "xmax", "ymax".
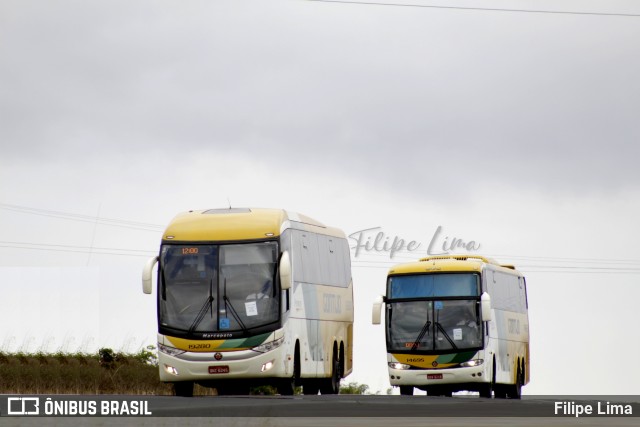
[
  {"xmin": 0, "ymin": 240, "xmax": 154, "ymax": 253},
  {"xmin": 1, "ymin": 239, "xmax": 640, "ymax": 272},
  {"xmin": 304, "ymin": 0, "xmax": 640, "ymax": 17},
  {"xmin": 0, "ymin": 244, "xmax": 156, "ymax": 258},
  {"xmin": 3, "ymin": 202, "xmax": 640, "ymax": 272},
  {"xmin": 351, "ymin": 253, "xmax": 640, "ymax": 274},
  {"xmin": 0, "ymin": 202, "xmax": 164, "ymax": 232},
  {"xmin": 350, "ymin": 248, "xmax": 640, "ymax": 265}
]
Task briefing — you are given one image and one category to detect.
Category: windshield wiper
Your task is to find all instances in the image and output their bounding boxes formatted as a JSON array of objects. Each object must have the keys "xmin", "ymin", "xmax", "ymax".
[
  {"xmin": 188, "ymin": 295, "xmax": 214, "ymax": 334},
  {"xmin": 223, "ymin": 278, "xmax": 248, "ymax": 333},
  {"xmin": 411, "ymin": 319, "xmax": 431, "ymax": 351},
  {"xmin": 223, "ymin": 296, "xmax": 248, "ymax": 333},
  {"xmin": 435, "ymin": 322, "xmax": 458, "ymax": 350}
]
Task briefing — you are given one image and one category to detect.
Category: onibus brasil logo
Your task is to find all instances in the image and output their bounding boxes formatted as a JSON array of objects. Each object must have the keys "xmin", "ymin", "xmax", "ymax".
[{"xmin": 4, "ymin": 396, "xmax": 152, "ymax": 416}]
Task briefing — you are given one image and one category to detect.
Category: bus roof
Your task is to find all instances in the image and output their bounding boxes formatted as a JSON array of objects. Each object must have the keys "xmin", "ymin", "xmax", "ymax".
[
  {"xmin": 162, "ymin": 208, "xmax": 345, "ymax": 242},
  {"xmin": 387, "ymin": 254, "xmax": 520, "ymax": 275}
]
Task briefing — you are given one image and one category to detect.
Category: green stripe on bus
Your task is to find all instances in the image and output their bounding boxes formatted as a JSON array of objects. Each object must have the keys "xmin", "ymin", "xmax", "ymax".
[
  {"xmin": 217, "ymin": 332, "xmax": 271, "ymax": 349},
  {"xmin": 437, "ymin": 351, "xmax": 476, "ymax": 364}
]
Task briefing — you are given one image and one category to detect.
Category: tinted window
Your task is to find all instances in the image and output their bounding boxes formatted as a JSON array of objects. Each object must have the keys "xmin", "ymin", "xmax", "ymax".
[{"xmin": 388, "ymin": 273, "xmax": 479, "ymax": 299}]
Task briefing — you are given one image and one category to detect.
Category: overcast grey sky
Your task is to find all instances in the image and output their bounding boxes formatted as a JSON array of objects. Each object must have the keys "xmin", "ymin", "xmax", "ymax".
[{"xmin": 1, "ymin": 0, "xmax": 640, "ymax": 395}]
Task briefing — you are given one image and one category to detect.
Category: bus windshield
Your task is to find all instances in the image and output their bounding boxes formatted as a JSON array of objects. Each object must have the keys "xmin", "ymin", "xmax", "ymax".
[
  {"xmin": 387, "ymin": 299, "xmax": 481, "ymax": 352},
  {"xmin": 386, "ymin": 273, "xmax": 481, "ymax": 352},
  {"xmin": 159, "ymin": 241, "xmax": 279, "ymax": 334}
]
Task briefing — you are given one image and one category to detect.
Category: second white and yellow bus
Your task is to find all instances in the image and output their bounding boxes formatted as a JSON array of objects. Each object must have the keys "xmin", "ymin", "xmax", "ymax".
[{"xmin": 373, "ymin": 255, "xmax": 529, "ymax": 398}]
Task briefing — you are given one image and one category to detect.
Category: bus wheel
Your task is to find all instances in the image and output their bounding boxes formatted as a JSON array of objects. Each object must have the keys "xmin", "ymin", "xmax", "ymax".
[
  {"xmin": 277, "ymin": 379, "xmax": 295, "ymax": 396},
  {"xmin": 479, "ymin": 359, "xmax": 494, "ymax": 398},
  {"xmin": 320, "ymin": 348, "xmax": 340, "ymax": 394},
  {"xmin": 494, "ymin": 386, "xmax": 507, "ymax": 399},
  {"xmin": 173, "ymin": 381, "xmax": 194, "ymax": 397},
  {"xmin": 479, "ymin": 383, "xmax": 492, "ymax": 398},
  {"xmin": 492, "ymin": 358, "xmax": 508, "ymax": 398},
  {"xmin": 278, "ymin": 345, "xmax": 301, "ymax": 395},
  {"xmin": 303, "ymin": 379, "xmax": 320, "ymax": 395},
  {"xmin": 509, "ymin": 364, "xmax": 522, "ymax": 399},
  {"xmin": 399, "ymin": 386, "xmax": 414, "ymax": 396}
]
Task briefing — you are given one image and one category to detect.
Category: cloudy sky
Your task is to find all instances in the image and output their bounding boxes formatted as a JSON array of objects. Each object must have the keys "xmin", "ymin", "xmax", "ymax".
[{"xmin": 1, "ymin": 0, "xmax": 639, "ymax": 395}]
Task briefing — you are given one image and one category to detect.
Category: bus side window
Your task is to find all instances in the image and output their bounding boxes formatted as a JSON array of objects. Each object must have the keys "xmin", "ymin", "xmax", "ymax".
[
  {"xmin": 291, "ymin": 230, "xmax": 304, "ymax": 283},
  {"xmin": 302, "ymin": 232, "xmax": 321, "ymax": 284},
  {"xmin": 522, "ymin": 277, "xmax": 528, "ymax": 310}
]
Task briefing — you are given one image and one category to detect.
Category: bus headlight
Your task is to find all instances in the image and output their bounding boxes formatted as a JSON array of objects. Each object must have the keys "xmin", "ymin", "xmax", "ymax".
[
  {"xmin": 164, "ymin": 364, "xmax": 179, "ymax": 375},
  {"xmin": 158, "ymin": 343, "xmax": 186, "ymax": 357},
  {"xmin": 261, "ymin": 360, "xmax": 275, "ymax": 372},
  {"xmin": 460, "ymin": 359, "xmax": 484, "ymax": 368},
  {"xmin": 253, "ymin": 337, "xmax": 284, "ymax": 353},
  {"xmin": 388, "ymin": 362, "xmax": 411, "ymax": 370}
]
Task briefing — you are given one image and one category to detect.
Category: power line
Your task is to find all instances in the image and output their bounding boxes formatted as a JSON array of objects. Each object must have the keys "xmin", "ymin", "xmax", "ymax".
[
  {"xmin": 519, "ymin": 270, "xmax": 640, "ymax": 275},
  {"xmin": 303, "ymin": 0, "xmax": 640, "ymax": 17},
  {"xmin": 0, "ymin": 240, "xmax": 154, "ymax": 253},
  {"xmin": 0, "ymin": 241, "xmax": 156, "ymax": 258},
  {"xmin": 517, "ymin": 265, "xmax": 640, "ymax": 271},
  {"xmin": 351, "ymin": 254, "xmax": 640, "ymax": 274},
  {"xmin": 350, "ymin": 249, "xmax": 640, "ymax": 265},
  {"xmin": 2, "ymin": 201, "xmax": 640, "ymax": 272},
  {"xmin": 0, "ymin": 202, "xmax": 164, "ymax": 232},
  {"xmin": 2, "ymin": 240, "xmax": 640, "ymax": 273}
]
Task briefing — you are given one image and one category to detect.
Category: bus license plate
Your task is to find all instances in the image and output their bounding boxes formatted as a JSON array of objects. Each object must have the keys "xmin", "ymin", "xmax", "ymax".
[
  {"xmin": 427, "ymin": 374, "xmax": 443, "ymax": 380},
  {"xmin": 209, "ymin": 366, "xmax": 230, "ymax": 374}
]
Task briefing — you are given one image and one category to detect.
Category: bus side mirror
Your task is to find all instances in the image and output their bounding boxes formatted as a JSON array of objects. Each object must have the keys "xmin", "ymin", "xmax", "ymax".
[
  {"xmin": 372, "ymin": 295, "xmax": 384, "ymax": 325},
  {"xmin": 142, "ymin": 256, "xmax": 158, "ymax": 295},
  {"xmin": 279, "ymin": 251, "xmax": 292, "ymax": 290},
  {"xmin": 481, "ymin": 292, "xmax": 492, "ymax": 321}
]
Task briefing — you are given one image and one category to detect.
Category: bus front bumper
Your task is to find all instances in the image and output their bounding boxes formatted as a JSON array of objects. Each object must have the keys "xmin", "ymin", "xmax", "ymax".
[
  {"xmin": 388, "ymin": 364, "xmax": 488, "ymax": 388},
  {"xmin": 158, "ymin": 345, "xmax": 290, "ymax": 382}
]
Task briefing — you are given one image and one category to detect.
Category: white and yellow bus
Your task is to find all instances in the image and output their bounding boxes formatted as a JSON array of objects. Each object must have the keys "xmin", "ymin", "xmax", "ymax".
[
  {"xmin": 142, "ymin": 208, "xmax": 353, "ymax": 396},
  {"xmin": 373, "ymin": 255, "xmax": 529, "ymax": 398}
]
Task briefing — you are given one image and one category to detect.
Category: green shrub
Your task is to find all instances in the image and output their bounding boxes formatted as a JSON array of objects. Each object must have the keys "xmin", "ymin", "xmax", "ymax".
[{"xmin": 0, "ymin": 348, "xmax": 172, "ymax": 395}]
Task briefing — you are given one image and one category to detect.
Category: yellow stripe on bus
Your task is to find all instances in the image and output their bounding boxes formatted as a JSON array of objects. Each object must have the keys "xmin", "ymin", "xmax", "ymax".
[{"xmin": 392, "ymin": 354, "xmax": 457, "ymax": 369}]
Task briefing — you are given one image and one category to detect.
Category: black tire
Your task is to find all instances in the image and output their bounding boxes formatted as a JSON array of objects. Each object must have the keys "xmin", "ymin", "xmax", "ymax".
[
  {"xmin": 479, "ymin": 383, "xmax": 492, "ymax": 398},
  {"xmin": 294, "ymin": 343, "xmax": 302, "ymax": 387},
  {"xmin": 492, "ymin": 358, "xmax": 508, "ymax": 399},
  {"xmin": 509, "ymin": 363, "xmax": 522, "ymax": 399},
  {"xmin": 303, "ymin": 379, "xmax": 320, "ymax": 395},
  {"xmin": 479, "ymin": 358, "xmax": 494, "ymax": 398},
  {"xmin": 399, "ymin": 386, "xmax": 414, "ymax": 396},
  {"xmin": 494, "ymin": 385, "xmax": 507, "ymax": 399},
  {"xmin": 277, "ymin": 344, "xmax": 300, "ymax": 395},
  {"xmin": 319, "ymin": 347, "xmax": 340, "ymax": 394},
  {"xmin": 277, "ymin": 379, "xmax": 295, "ymax": 396},
  {"xmin": 173, "ymin": 381, "xmax": 194, "ymax": 397}
]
